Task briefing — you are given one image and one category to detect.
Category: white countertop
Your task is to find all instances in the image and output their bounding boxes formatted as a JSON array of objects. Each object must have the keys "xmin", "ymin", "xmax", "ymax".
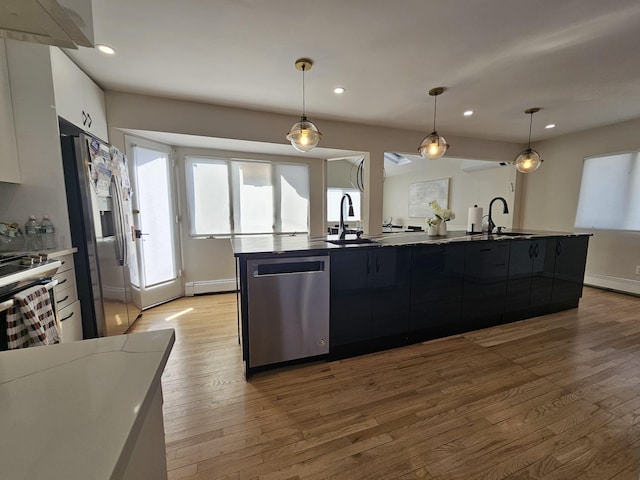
[{"xmin": 0, "ymin": 329, "xmax": 175, "ymax": 480}]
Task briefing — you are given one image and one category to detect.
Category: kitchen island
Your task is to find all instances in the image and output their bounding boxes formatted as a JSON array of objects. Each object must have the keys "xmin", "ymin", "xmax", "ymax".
[
  {"xmin": 0, "ymin": 329, "xmax": 175, "ymax": 480},
  {"xmin": 232, "ymin": 230, "xmax": 590, "ymax": 377}
]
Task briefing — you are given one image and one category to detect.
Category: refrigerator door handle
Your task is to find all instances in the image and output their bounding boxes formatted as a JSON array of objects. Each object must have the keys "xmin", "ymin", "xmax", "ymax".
[{"xmin": 111, "ymin": 180, "xmax": 127, "ymax": 267}]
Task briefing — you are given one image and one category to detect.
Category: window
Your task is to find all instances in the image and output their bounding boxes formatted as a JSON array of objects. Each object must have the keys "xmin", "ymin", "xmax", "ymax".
[
  {"xmin": 185, "ymin": 156, "xmax": 309, "ymax": 235},
  {"xmin": 575, "ymin": 151, "xmax": 640, "ymax": 231},
  {"xmin": 327, "ymin": 187, "xmax": 361, "ymax": 223}
]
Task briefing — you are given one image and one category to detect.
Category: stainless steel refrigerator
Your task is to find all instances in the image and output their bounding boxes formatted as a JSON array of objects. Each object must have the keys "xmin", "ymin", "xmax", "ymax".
[{"xmin": 60, "ymin": 124, "xmax": 141, "ymax": 338}]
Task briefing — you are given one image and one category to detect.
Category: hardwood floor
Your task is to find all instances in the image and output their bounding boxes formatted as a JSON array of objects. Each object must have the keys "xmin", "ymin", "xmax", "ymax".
[{"xmin": 129, "ymin": 287, "xmax": 640, "ymax": 480}]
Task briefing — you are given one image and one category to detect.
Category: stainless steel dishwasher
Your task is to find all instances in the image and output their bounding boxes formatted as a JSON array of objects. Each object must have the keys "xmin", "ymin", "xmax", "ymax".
[{"xmin": 246, "ymin": 255, "xmax": 329, "ymax": 368}]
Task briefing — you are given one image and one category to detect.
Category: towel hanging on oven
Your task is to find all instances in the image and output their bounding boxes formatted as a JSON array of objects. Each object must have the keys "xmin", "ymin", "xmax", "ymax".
[{"xmin": 6, "ymin": 284, "xmax": 59, "ymax": 349}]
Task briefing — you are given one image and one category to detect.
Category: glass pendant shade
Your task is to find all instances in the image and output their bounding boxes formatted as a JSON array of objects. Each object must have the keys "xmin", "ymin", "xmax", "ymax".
[
  {"xmin": 286, "ymin": 116, "xmax": 322, "ymax": 152},
  {"xmin": 514, "ymin": 147, "xmax": 542, "ymax": 173},
  {"xmin": 513, "ymin": 107, "xmax": 543, "ymax": 173},
  {"xmin": 419, "ymin": 131, "xmax": 449, "ymax": 160},
  {"xmin": 418, "ymin": 87, "xmax": 449, "ymax": 160},
  {"xmin": 286, "ymin": 58, "xmax": 321, "ymax": 152}
]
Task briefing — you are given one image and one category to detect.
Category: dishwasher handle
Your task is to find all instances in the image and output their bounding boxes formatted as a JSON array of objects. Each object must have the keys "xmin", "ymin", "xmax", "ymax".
[{"xmin": 253, "ymin": 260, "xmax": 326, "ymax": 277}]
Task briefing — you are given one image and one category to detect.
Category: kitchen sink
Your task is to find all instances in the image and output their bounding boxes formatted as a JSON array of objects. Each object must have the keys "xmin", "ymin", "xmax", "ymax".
[
  {"xmin": 326, "ymin": 238, "xmax": 378, "ymax": 245},
  {"xmin": 495, "ymin": 232, "xmax": 533, "ymax": 237}
]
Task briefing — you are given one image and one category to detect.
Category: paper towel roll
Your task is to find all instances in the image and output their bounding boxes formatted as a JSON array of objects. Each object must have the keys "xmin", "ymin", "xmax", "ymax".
[{"xmin": 467, "ymin": 206, "xmax": 483, "ymax": 233}]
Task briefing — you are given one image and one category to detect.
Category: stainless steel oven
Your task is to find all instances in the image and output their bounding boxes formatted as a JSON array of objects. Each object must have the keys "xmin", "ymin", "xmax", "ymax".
[{"xmin": 0, "ymin": 254, "xmax": 61, "ymax": 350}]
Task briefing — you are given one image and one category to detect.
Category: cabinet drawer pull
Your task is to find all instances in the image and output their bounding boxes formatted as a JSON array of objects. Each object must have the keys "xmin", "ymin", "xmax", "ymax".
[
  {"xmin": 57, "ymin": 278, "xmax": 68, "ymax": 285},
  {"xmin": 56, "ymin": 295, "xmax": 69, "ymax": 304},
  {"xmin": 61, "ymin": 311, "xmax": 74, "ymax": 322}
]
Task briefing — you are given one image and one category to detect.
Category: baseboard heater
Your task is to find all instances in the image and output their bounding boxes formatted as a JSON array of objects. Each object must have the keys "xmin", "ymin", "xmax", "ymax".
[
  {"xmin": 584, "ymin": 273, "xmax": 640, "ymax": 296},
  {"xmin": 185, "ymin": 279, "xmax": 237, "ymax": 296}
]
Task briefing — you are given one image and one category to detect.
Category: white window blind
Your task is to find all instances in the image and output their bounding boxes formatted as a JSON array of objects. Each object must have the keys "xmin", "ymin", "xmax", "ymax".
[
  {"xmin": 575, "ymin": 152, "xmax": 640, "ymax": 231},
  {"xmin": 185, "ymin": 156, "xmax": 309, "ymax": 236}
]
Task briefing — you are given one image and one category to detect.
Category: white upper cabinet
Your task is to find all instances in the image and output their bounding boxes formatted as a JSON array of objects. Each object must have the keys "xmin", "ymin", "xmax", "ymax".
[
  {"xmin": 0, "ymin": 39, "xmax": 20, "ymax": 183},
  {"xmin": 50, "ymin": 47, "xmax": 108, "ymax": 141}
]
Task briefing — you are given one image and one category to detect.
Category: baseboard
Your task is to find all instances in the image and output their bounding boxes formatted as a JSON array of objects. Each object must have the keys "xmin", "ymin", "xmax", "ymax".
[
  {"xmin": 185, "ymin": 279, "xmax": 237, "ymax": 296},
  {"xmin": 584, "ymin": 273, "xmax": 640, "ymax": 296}
]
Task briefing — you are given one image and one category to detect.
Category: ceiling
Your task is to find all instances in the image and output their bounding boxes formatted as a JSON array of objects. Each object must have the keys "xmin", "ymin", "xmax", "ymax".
[{"xmin": 65, "ymin": 0, "xmax": 640, "ymax": 145}]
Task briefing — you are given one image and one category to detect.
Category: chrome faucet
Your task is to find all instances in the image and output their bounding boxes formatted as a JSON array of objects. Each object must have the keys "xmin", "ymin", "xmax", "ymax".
[
  {"xmin": 338, "ymin": 193, "xmax": 354, "ymax": 239},
  {"xmin": 488, "ymin": 196, "xmax": 509, "ymax": 234}
]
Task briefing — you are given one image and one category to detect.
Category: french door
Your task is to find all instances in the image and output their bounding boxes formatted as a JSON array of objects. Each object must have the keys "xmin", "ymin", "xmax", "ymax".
[{"xmin": 126, "ymin": 136, "xmax": 182, "ymax": 308}]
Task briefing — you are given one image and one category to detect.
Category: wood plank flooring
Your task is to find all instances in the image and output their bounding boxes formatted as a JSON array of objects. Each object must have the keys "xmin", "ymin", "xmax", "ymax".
[{"xmin": 129, "ymin": 287, "xmax": 640, "ymax": 479}]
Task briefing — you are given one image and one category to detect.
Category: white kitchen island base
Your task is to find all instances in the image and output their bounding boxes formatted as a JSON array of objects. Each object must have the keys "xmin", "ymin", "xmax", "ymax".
[{"xmin": 0, "ymin": 329, "xmax": 175, "ymax": 480}]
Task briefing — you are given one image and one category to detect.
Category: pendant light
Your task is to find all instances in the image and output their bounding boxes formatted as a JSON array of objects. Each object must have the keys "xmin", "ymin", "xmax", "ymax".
[
  {"xmin": 418, "ymin": 87, "xmax": 449, "ymax": 160},
  {"xmin": 513, "ymin": 108, "xmax": 544, "ymax": 173},
  {"xmin": 286, "ymin": 58, "xmax": 322, "ymax": 152}
]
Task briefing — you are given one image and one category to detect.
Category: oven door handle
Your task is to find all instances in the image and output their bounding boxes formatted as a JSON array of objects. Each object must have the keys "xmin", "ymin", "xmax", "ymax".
[{"xmin": 0, "ymin": 279, "xmax": 58, "ymax": 313}]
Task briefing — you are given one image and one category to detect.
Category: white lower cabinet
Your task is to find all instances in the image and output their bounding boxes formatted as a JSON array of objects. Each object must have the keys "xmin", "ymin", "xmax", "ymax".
[
  {"xmin": 59, "ymin": 300, "xmax": 82, "ymax": 342},
  {"xmin": 51, "ymin": 251, "xmax": 83, "ymax": 342}
]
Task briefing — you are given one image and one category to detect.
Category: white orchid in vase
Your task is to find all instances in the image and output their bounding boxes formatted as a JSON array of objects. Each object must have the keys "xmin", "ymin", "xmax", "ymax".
[
  {"xmin": 427, "ymin": 200, "xmax": 455, "ymax": 235},
  {"xmin": 429, "ymin": 200, "xmax": 455, "ymax": 223}
]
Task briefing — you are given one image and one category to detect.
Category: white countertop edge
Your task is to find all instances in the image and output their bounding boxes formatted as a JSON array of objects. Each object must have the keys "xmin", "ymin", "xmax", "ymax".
[
  {"xmin": 111, "ymin": 329, "xmax": 176, "ymax": 479},
  {"xmin": 0, "ymin": 329, "xmax": 176, "ymax": 480}
]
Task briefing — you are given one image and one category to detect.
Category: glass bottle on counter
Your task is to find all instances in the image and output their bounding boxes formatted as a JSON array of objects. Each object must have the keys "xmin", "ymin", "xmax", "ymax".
[
  {"xmin": 40, "ymin": 215, "xmax": 56, "ymax": 250},
  {"xmin": 25, "ymin": 215, "xmax": 42, "ymax": 251}
]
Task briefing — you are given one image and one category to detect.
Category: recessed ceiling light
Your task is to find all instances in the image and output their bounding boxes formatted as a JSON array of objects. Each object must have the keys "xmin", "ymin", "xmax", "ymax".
[
  {"xmin": 333, "ymin": 87, "xmax": 345, "ymax": 94},
  {"xmin": 545, "ymin": 123, "xmax": 556, "ymax": 129},
  {"xmin": 463, "ymin": 110, "xmax": 474, "ymax": 116},
  {"xmin": 97, "ymin": 44, "xmax": 115, "ymax": 55}
]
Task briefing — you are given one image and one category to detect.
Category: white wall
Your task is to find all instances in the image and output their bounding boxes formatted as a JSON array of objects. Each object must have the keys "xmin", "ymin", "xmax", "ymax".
[
  {"xmin": 383, "ymin": 159, "xmax": 517, "ymax": 231},
  {"xmin": 0, "ymin": 41, "xmax": 71, "ymax": 249},
  {"xmin": 522, "ymin": 117, "xmax": 640, "ymax": 292},
  {"xmin": 327, "ymin": 159, "xmax": 355, "ymax": 189}
]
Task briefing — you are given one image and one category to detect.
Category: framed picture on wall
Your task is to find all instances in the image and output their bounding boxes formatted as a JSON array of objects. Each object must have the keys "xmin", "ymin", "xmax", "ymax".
[{"xmin": 408, "ymin": 178, "xmax": 450, "ymax": 217}]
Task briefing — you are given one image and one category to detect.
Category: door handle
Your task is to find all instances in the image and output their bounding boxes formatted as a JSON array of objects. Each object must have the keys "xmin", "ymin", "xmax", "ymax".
[{"xmin": 134, "ymin": 229, "xmax": 150, "ymax": 239}]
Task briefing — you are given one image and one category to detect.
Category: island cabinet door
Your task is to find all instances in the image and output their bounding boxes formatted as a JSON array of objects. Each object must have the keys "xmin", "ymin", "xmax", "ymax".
[
  {"xmin": 410, "ymin": 244, "xmax": 464, "ymax": 333},
  {"xmin": 370, "ymin": 247, "xmax": 411, "ymax": 338},
  {"xmin": 461, "ymin": 241, "xmax": 510, "ymax": 329},
  {"xmin": 551, "ymin": 236, "xmax": 589, "ymax": 307},
  {"xmin": 505, "ymin": 240, "xmax": 534, "ymax": 315},
  {"xmin": 505, "ymin": 239, "xmax": 555, "ymax": 321},
  {"xmin": 529, "ymin": 238, "xmax": 555, "ymax": 309},
  {"xmin": 330, "ymin": 249, "xmax": 373, "ymax": 346}
]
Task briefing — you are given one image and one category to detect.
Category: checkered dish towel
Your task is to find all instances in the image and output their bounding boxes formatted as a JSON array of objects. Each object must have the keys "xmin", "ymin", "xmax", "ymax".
[{"xmin": 6, "ymin": 285, "xmax": 60, "ymax": 349}]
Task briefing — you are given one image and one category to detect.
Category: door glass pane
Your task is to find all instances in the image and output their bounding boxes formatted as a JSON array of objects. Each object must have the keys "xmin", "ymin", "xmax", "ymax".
[
  {"xmin": 185, "ymin": 157, "xmax": 231, "ymax": 235},
  {"xmin": 133, "ymin": 146, "xmax": 176, "ymax": 287},
  {"xmin": 236, "ymin": 162, "xmax": 273, "ymax": 233},
  {"xmin": 278, "ymin": 164, "xmax": 309, "ymax": 232}
]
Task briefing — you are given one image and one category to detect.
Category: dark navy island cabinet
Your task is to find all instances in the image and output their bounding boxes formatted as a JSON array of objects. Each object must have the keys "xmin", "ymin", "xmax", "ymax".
[
  {"xmin": 329, "ymin": 235, "xmax": 589, "ymax": 357},
  {"xmin": 410, "ymin": 243, "xmax": 465, "ymax": 337},
  {"xmin": 330, "ymin": 247, "xmax": 411, "ymax": 357}
]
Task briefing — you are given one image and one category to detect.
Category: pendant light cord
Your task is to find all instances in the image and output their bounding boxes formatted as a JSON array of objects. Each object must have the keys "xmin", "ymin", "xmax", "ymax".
[
  {"xmin": 301, "ymin": 65, "xmax": 306, "ymax": 117},
  {"xmin": 527, "ymin": 111, "xmax": 533, "ymax": 148},
  {"xmin": 432, "ymin": 94, "xmax": 438, "ymax": 131}
]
